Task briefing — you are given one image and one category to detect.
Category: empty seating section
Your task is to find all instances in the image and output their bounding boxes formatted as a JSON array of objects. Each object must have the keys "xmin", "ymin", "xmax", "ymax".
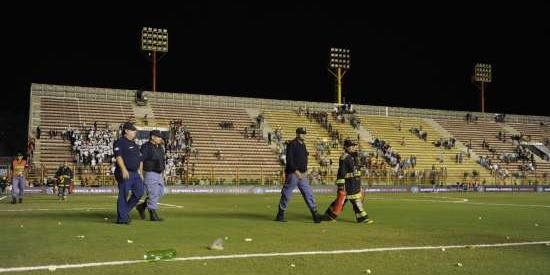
[
  {"xmin": 150, "ymin": 101, "xmax": 280, "ymax": 180},
  {"xmin": 360, "ymin": 115, "xmax": 492, "ymax": 183}
]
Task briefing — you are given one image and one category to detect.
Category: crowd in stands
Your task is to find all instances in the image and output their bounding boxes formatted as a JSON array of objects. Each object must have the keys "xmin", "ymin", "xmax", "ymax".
[
  {"xmin": 370, "ymin": 138, "xmax": 417, "ymax": 177},
  {"xmin": 410, "ymin": 127, "xmax": 428, "ymax": 141},
  {"xmin": 69, "ymin": 124, "xmax": 117, "ymax": 174},
  {"xmin": 219, "ymin": 121, "xmax": 234, "ymax": 129},
  {"xmin": 434, "ymin": 137, "xmax": 456, "ymax": 149},
  {"xmin": 465, "ymin": 113, "xmax": 479, "ymax": 123},
  {"xmin": 494, "ymin": 113, "xmax": 506, "ymax": 123},
  {"xmin": 165, "ymin": 120, "xmax": 195, "ymax": 177}
]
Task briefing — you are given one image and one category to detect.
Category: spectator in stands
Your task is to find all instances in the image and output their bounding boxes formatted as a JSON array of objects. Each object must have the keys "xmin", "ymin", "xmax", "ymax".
[
  {"xmin": 215, "ymin": 149, "xmax": 223, "ymax": 160},
  {"xmin": 267, "ymin": 132, "xmax": 272, "ymax": 145},
  {"xmin": 256, "ymin": 113, "xmax": 264, "ymax": 127},
  {"xmin": 36, "ymin": 125, "xmax": 41, "ymax": 139}
]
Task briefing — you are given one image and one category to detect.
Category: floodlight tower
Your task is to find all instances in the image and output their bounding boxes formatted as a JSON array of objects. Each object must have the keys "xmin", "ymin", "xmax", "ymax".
[
  {"xmin": 141, "ymin": 27, "xmax": 169, "ymax": 92},
  {"xmin": 328, "ymin": 48, "xmax": 351, "ymax": 105},
  {"xmin": 473, "ymin": 63, "xmax": 492, "ymax": 113}
]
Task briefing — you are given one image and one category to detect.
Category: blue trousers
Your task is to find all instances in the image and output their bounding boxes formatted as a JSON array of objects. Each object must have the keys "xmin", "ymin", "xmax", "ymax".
[
  {"xmin": 144, "ymin": 172, "xmax": 164, "ymax": 210},
  {"xmin": 278, "ymin": 173, "xmax": 317, "ymax": 212},
  {"xmin": 116, "ymin": 172, "xmax": 144, "ymax": 223},
  {"xmin": 11, "ymin": 176, "xmax": 25, "ymax": 199}
]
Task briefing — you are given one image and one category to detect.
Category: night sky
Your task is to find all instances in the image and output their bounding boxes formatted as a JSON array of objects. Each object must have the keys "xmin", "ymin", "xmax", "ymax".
[{"xmin": 1, "ymin": 3, "xmax": 548, "ymax": 156}]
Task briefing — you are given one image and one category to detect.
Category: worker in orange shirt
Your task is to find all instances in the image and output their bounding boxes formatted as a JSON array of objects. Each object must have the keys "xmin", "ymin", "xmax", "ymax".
[{"xmin": 11, "ymin": 153, "xmax": 28, "ymax": 204}]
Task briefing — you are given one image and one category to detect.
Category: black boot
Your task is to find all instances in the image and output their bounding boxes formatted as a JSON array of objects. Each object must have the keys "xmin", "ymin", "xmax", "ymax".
[
  {"xmin": 18, "ymin": 198, "xmax": 23, "ymax": 204},
  {"xmin": 149, "ymin": 209, "xmax": 163, "ymax": 222},
  {"xmin": 275, "ymin": 208, "xmax": 287, "ymax": 222},
  {"xmin": 11, "ymin": 198, "xmax": 16, "ymax": 204},
  {"xmin": 311, "ymin": 210, "xmax": 322, "ymax": 224},
  {"xmin": 136, "ymin": 202, "xmax": 146, "ymax": 220}
]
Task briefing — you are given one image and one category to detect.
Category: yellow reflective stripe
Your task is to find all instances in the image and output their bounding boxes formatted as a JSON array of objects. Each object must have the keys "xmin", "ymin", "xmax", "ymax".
[
  {"xmin": 345, "ymin": 172, "xmax": 362, "ymax": 178},
  {"xmin": 355, "ymin": 211, "xmax": 367, "ymax": 218},
  {"xmin": 346, "ymin": 193, "xmax": 362, "ymax": 200},
  {"xmin": 335, "ymin": 179, "xmax": 345, "ymax": 185}
]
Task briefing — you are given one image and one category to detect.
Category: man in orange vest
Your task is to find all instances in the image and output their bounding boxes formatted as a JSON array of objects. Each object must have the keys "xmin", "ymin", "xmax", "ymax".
[{"xmin": 11, "ymin": 153, "xmax": 28, "ymax": 204}]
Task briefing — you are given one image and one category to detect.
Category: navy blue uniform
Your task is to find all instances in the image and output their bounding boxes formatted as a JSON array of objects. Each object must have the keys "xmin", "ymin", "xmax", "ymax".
[
  {"xmin": 285, "ymin": 139, "xmax": 308, "ymax": 174},
  {"xmin": 140, "ymin": 141, "xmax": 166, "ymax": 210},
  {"xmin": 114, "ymin": 137, "xmax": 144, "ymax": 223},
  {"xmin": 277, "ymin": 138, "xmax": 318, "ymax": 218}
]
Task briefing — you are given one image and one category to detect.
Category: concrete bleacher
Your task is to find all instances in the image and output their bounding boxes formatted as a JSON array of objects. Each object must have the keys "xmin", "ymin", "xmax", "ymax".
[
  {"xmin": 150, "ymin": 101, "xmax": 281, "ymax": 181},
  {"xmin": 37, "ymin": 97, "xmax": 135, "ymax": 177},
  {"xmin": 262, "ymin": 110, "xmax": 341, "ymax": 174},
  {"xmin": 360, "ymin": 115, "xmax": 492, "ymax": 183},
  {"xmin": 506, "ymin": 121, "xmax": 550, "ymax": 144},
  {"xmin": 28, "ymin": 83, "xmax": 550, "ymax": 185},
  {"xmin": 434, "ymin": 118, "xmax": 550, "ymax": 182}
]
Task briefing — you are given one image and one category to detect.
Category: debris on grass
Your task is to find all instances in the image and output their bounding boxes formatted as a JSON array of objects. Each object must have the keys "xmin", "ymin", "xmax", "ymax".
[
  {"xmin": 127, "ymin": 240, "xmax": 134, "ymax": 244},
  {"xmin": 244, "ymin": 238, "xmax": 253, "ymax": 242},
  {"xmin": 208, "ymin": 238, "xmax": 224, "ymax": 250}
]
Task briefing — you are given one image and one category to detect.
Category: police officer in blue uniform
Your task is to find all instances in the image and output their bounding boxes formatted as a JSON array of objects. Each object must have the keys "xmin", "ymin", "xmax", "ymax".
[
  {"xmin": 275, "ymin": 127, "xmax": 322, "ymax": 223},
  {"xmin": 114, "ymin": 122, "xmax": 144, "ymax": 225},
  {"xmin": 136, "ymin": 130, "xmax": 166, "ymax": 222}
]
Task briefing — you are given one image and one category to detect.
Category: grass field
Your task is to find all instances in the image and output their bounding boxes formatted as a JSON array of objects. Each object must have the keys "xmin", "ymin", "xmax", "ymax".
[{"xmin": 1, "ymin": 192, "xmax": 549, "ymax": 274}]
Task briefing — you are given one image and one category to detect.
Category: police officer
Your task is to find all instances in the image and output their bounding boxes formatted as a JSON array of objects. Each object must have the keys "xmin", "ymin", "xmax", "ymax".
[
  {"xmin": 114, "ymin": 122, "xmax": 144, "ymax": 225},
  {"xmin": 275, "ymin": 127, "xmax": 321, "ymax": 223},
  {"xmin": 11, "ymin": 153, "xmax": 27, "ymax": 204},
  {"xmin": 136, "ymin": 130, "xmax": 166, "ymax": 222},
  {"xmin": 54, "ymin": 161, "xmax": 73, "ymax": 200},
  {"xmin": 322, "ymin": 139, "xmax": 373, "ymax": 223}
]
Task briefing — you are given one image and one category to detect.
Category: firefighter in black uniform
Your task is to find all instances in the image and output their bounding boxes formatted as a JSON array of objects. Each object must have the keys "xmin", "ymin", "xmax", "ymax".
[
  {"xmin": 322, "ymin": 139, "xmax": 373, "ymax": 223},
  {"xmin": 55, "ymin": 161, "xmax": 73, "ymax": 200}
]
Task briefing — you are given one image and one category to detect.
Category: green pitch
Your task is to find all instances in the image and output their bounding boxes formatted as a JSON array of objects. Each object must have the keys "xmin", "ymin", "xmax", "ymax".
[{"xmin": 1, "ymin": 192, "xmax": 549, "ymax": 274}]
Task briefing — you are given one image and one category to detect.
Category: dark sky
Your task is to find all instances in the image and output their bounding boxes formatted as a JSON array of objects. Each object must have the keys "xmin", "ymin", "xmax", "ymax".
[{"xmin": 1, "ymin": 3, "xmax": 549, "ymax": 155}]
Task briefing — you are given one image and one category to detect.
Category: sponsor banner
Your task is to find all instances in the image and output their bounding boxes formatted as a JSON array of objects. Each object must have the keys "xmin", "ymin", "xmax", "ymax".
[
  {"xmin": 482, "ymin": 186, "xmax": 537, "ymax": 192},
  {"xmin": 365, "ymin": 188, "xmax": 408, "ymax": 193},
  {"xmin": 22, "ymin": 185, "xmax": 550, "ymax": 194}
]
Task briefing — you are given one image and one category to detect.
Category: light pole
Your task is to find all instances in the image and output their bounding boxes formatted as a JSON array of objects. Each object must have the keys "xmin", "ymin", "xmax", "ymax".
[
  {"xmin": 141, "ymin": 27, "xmax": 169, "ymax": 92},
  {"xmin": 473, "ymin": 63, "xmax": 492, "ymax": 113},
  {"xmin": 328, "ymin": 48, "xmax": 351, "ymax": 106}
]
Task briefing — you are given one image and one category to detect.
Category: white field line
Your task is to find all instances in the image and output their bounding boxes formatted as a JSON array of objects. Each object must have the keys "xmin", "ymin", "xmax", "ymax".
[
  {"xmin": 158, "ymin": 202, "xmax": 184, "ymax": 208},
  {"xmin": 0, "ymin": 207, "xmax": 111, "ymax": 212},
  {"xmin": 368, "ymin": 197, "xmax": 550, "ymax": 208},
  {"xmin": 112, "ymin": 196, "xmax": 184, "ymax": 208},
  {"xmin": 0, "ymin": 196, "xmax": 6, "ymax": 201},
  {"xmin": 0, "ymin": 240, "xmax": 548, "ymax": 273}
]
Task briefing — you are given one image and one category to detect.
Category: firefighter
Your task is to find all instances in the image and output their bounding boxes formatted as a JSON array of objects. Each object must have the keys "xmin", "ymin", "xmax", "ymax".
[
  {"xmin": 55, "ymin": 161, "xmax": 73, "ymax": 200},
  {"xmin": 322, "ymin": 139, "xmax": 373, "ymax": 223}
]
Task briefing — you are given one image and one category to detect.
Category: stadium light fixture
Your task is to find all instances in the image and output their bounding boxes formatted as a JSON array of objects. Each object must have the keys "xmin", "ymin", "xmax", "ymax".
[
  {"xmin": 328, "ymin": 47, "xmax": 351, "ymax": 105},
  {"xmin": 141, "ymin": 27, "xmax": 169, "ymax": 92},
  {"xmin": 473, "ymin": 63, "xmax": 492, "ymax": 113}
]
